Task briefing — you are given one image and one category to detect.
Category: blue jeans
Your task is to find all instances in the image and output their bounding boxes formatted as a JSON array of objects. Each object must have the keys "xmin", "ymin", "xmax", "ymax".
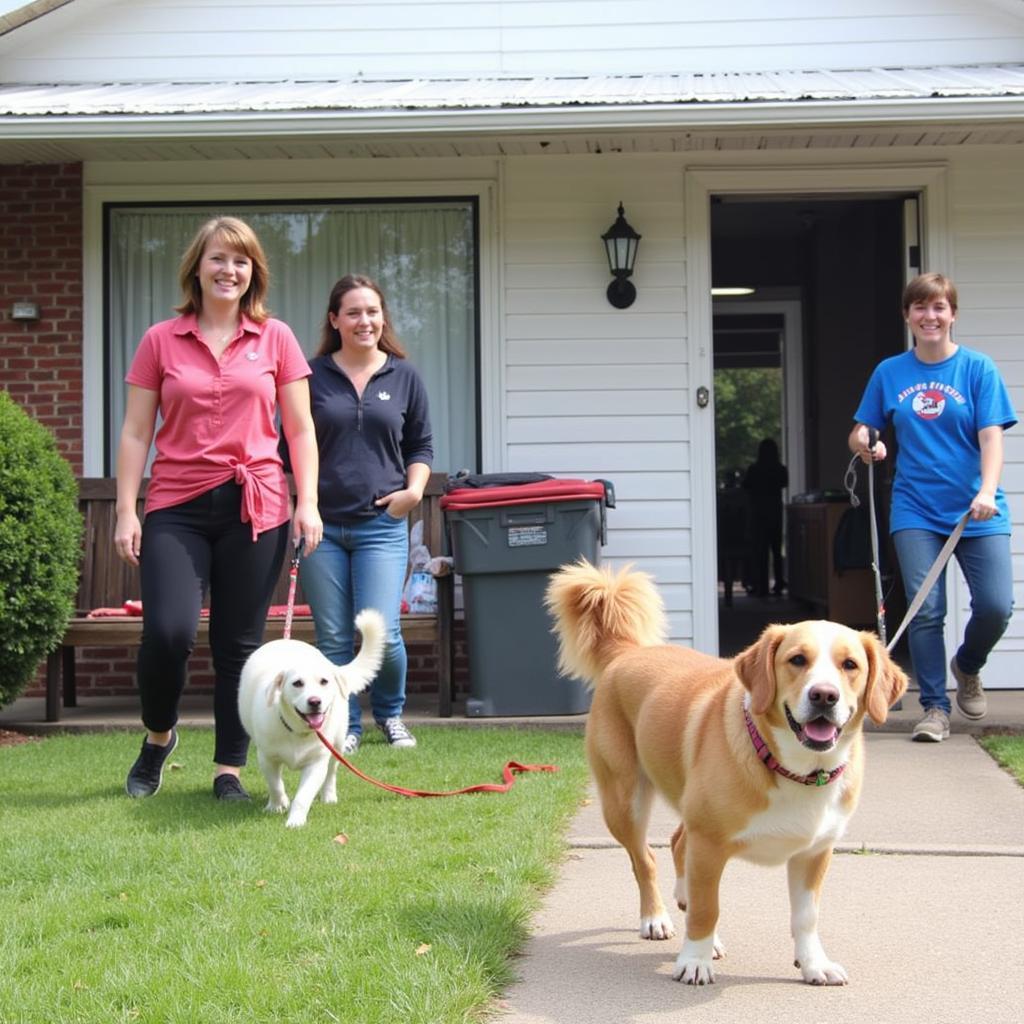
[
  {"xmin": 299, "ymin": 512, "xmax": 409, "ymax": 735},
  {"xmin": 892, "ymin": 529, "xmax": 1013, "ymax": 713}
]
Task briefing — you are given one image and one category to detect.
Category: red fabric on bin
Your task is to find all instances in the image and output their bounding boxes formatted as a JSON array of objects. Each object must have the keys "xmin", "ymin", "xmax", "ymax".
[{"xmin": 440, "ymin": 479, "xmax": 605, "ymax": 511}]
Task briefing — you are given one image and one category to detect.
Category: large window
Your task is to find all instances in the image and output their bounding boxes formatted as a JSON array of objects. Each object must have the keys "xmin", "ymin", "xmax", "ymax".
[{"xmin": 105, "ymin": 199, "xmax": 478, "ymax": 473}]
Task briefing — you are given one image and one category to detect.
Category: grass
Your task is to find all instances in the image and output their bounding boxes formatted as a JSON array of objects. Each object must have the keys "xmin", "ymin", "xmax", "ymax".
[
  {"xmin": 978, "ymin": 732, "xmax": 1024, "ymax": 785},
  {"xmin": 0, "ymin": 726, "xmax": 589, "ymax": 1024}
]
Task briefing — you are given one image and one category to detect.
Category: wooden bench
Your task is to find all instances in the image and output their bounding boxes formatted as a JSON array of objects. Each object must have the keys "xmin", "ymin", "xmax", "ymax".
[{"xmin": 45, "ymin": 475, "xmax": 455, "ymax": 722}]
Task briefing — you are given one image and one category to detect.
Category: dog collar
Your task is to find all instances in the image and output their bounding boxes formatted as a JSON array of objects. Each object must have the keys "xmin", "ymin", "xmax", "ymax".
[
  {"xmin": 279, "ymin": 712, "xmax": 295, "ymax": 734},
  {"xmin": 743, "ymin": 706, "xmax": 846, "ymax": 787}
]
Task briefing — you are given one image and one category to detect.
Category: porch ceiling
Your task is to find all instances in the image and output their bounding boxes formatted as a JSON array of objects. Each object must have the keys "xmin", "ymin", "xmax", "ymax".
[{"xmin": 3, "ymin": 120, "xmax": 1024, "ymax": 164}]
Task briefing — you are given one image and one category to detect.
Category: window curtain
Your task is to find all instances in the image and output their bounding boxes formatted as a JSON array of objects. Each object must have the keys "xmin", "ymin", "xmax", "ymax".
[{"xmin": 107, "ymin": 202, "xmax": 476, "ymax": 474}]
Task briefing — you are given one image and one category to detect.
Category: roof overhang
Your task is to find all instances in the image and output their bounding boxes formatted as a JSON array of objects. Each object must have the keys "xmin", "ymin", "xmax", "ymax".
[{"xmin": 4, "ymin": 68, "xmax": 1024, "ymax": 161}]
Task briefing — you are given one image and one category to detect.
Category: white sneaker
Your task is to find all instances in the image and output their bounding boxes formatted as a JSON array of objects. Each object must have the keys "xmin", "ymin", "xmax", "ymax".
[
  {"xmin": 378, "ymin": 717, "xmax": 416, "ymax": 748},
  {"xmin": 341, "ymin": 733, "xmax": 360, "ymax": 755}
]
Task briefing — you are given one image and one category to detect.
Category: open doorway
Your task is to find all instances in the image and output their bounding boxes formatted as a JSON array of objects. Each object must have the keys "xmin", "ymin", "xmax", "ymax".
[{"xmin": 711, "ymin": 194, "xmax": 910, "ymax": 655}]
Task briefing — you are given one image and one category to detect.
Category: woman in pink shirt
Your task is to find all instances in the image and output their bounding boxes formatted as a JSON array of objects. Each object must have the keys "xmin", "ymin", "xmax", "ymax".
[{"xmin": 114, "ymin": 216, "xmax": 322, "ymax": 802}]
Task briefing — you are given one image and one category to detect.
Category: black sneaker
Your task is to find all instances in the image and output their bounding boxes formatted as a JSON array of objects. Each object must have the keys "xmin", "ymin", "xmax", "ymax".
[
  {"xmin": 213, "ymin": 774, "xmax": 250, "ymax": 801},
  {"xmin": 125, "ymin": 730, "xmax": 178, "ymax": 798}
]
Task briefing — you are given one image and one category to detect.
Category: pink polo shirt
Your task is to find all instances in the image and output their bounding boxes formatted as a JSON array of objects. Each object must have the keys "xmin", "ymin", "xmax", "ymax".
[{"xmin": 126, "ymin": 312, "xmax": 311, "ymax": 539}]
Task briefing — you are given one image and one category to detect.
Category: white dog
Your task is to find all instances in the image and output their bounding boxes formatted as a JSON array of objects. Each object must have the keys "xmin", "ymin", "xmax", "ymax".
[{"xmin": 238, "ymin": 609, "xmax": 386, "ymax": 828}]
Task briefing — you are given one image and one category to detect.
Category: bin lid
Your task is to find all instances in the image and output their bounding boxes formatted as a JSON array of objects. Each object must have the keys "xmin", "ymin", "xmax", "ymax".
[{"xmin": 440, "ymin": 478, "xmax": 606, "ymax": 511}]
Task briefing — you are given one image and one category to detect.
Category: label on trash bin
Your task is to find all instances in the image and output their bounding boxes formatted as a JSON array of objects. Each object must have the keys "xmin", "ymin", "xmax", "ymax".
[{"xmin": 507, "ymin": 525, "xmax": 548, "ymax": 547}]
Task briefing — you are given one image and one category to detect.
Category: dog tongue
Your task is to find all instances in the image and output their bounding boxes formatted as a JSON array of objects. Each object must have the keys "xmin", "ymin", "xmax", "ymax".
[
  {"xmin": 803, "ymin": 718, "xmax": 838, "ymax": 743},
  {"xmin": 305, "ymin": 712, "xmax": 326, "ymax": 730}
]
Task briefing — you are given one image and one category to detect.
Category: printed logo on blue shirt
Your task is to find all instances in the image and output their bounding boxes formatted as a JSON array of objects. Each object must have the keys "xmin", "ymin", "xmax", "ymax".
[
  {"xmin": 377, "ymin": 390, "xmax": 391, "ymax": 401},
  {"xmin": 912, "ymin": 390, "xmax": 945, "ymax": 419}
]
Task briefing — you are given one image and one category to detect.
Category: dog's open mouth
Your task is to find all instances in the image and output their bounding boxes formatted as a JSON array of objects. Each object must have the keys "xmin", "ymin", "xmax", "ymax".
[
  {"xmin": 299, "ymin": 711, "xmax": 327, "ymax": 731},
  {"xmin": 785, "ymin": 704, "xmax": 841, "ymax": 752}
]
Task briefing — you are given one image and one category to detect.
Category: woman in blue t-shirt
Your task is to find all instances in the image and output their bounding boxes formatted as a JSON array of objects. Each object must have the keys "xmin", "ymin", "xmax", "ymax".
[{"xmin": 849, "ymin": 272, "xmax": 1016, "ymax": 743}]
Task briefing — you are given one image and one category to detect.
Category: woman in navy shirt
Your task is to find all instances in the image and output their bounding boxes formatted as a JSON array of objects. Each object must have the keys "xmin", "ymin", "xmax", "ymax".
[{"xmin": 300, "ymin": 274, "xmax": 433, "ymax": 752}]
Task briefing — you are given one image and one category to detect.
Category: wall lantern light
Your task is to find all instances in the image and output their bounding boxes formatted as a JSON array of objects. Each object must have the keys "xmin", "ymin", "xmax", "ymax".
[{"xmin": 601, "ymin": 202, "xmax": 641, "ymax": 309}]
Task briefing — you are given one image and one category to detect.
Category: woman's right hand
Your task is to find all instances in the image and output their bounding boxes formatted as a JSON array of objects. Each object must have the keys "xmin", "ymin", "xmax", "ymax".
[
  {"xmin": 114, "ymin": 511, "xmax": 142, "ymax": 566},
  {"xmin": 851, "ymin": 424, "xmax": 887, "ymax": 464}
]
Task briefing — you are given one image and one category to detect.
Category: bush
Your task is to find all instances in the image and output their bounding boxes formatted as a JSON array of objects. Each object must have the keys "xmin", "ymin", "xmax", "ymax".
[{"xmin": 0, "ymin": 392, "xmax": 82, "ymax": 707}]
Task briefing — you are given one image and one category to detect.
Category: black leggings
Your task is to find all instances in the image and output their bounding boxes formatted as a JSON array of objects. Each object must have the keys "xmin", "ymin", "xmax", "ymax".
[{"xmin": 137, "ymin": 482, "xmax": 288, "ymax": 766}]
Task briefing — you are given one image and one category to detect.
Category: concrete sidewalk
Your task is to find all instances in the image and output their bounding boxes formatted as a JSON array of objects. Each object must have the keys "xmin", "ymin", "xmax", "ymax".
[{"xmin": 499, "ymin": 728, "xmax": 1024, "ymax": 1024}]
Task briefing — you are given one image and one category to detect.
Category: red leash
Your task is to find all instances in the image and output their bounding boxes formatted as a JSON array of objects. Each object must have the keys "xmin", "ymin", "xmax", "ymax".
[
  {"xmin": 286, "ymin": 541, "xmax": 557, "ymax": 797},
  {"xmin": 315, "ymin": 729, "xmax": 557, "ymax": 797}
]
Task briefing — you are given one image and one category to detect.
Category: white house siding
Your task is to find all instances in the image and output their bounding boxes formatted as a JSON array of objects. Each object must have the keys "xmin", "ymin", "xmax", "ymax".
[
  {"xmin": 2, "ymin": 0, "xmax": 1023, "ymax": 82},
  {"xmin": 948, "ymin": 150, "xmax": 1024, "ymax": 682},
  {"xmin": 503, "ymin": 156, "xmax": 692, "ymax": 639}
]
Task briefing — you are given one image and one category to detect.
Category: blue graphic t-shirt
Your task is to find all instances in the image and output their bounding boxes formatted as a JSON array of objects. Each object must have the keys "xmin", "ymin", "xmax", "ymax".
[{"xmin": 853, "ymin": 346, "xmax": 1016, "ymax": 536}]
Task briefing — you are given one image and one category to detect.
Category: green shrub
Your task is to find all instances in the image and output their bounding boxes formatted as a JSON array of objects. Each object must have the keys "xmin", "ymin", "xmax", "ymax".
[{"xmin": 0, "ymin": 392, "xmax": 82, "ymax": 707}]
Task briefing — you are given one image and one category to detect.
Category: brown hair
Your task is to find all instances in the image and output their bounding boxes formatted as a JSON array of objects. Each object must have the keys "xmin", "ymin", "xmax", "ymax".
[
  {"xmin": 175, "ymin": 216, "xmax": 271, "ymax": 321},
  {"xmin": 902, "ymin": 272, "xmax": 958, "ymax": 315},
  {"xmin": 314, "ymin": 274, "xmax": 407, "ymax": 358}
]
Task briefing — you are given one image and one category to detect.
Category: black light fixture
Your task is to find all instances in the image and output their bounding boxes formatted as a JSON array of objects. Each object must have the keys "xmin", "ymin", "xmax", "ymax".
[{"xmin": 601, "ymin": 202, "xmax": 641, "ymax": 309}]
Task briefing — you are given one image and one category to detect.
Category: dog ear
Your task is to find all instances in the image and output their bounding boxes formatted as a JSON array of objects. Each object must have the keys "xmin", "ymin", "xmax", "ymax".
[
  {"xmin": 861, "ymin": 631, "xmax": 909, "ymax": 724},
  {"xmin": 734, "ymin": 624, "xmax": 785, "ymax": 715},
  {"xmin": 265, "ymin": 671, "xmax": 287, "ymax": 708}
]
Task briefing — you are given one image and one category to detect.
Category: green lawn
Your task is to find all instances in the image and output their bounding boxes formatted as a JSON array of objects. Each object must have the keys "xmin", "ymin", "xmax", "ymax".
[
  {"xmin": 978, "ymin": 732, "xmax": 1024, "ymax": 785},
  {"xmin": 0, "ymin": 726, "xmax": 588, "ymax": 1024}
]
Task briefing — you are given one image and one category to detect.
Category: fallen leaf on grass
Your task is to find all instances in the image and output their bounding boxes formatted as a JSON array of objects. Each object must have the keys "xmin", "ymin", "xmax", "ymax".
[
  {"xmin": 332, "ymin": 833, "xmax": 349, "ymax": 845},
  {"xmin": 415, "ymin": 943, "xmax": 431, "ymax": 957}
]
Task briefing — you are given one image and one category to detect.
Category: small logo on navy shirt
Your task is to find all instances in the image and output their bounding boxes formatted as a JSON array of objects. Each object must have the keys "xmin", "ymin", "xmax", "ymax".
[
  {"xmin": 377, "ymin": 390, "xmax": 391, "ymax": 401},
  {"xmin": 912, "ymin": 390, "xmax": 946, "ymax": 419}
]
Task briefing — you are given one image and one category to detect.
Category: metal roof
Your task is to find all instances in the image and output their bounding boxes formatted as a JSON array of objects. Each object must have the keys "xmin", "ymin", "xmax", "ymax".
[{"xmin": 4, "ymin": 65, "xmax": 1024, "ymax": 118}]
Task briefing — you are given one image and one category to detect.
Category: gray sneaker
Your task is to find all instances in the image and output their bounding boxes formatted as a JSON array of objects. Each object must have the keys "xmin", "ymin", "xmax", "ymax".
[
  {"xmin": 951, "ymin": 656, "xmax": 987, "ymax": 720},
  {"xmin": 341, "ymin": 732, "xmax": 360, "ymax": 755},
  {"xmin": 378, "ymin": 717, "xmax": 416, "ymax": 748},
  {"xmin": 912, "ymin": 708, "xmax": 950, "ymax": 742}
]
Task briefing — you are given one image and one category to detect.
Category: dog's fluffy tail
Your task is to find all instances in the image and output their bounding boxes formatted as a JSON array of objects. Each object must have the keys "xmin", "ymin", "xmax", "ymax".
[
  {"xmin": 544, "ymin": 559, "xmax": 666, "ymax": 687},
  {"xmin": 337, "ymin": 608, "xmax": 387, "ymax": 698}
]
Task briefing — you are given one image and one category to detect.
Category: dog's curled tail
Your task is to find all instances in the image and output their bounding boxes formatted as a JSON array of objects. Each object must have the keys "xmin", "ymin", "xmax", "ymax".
[
  {"xmin": 340, "ymin": 608, "xmax": 387, "ymax": 697},
  {"xmin": 544, "ymin": 559, "xmax": 667, "ymax": 687}
]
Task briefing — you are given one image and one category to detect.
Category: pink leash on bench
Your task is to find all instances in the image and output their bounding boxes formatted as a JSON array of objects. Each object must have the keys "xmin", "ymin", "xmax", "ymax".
[{"xmin": 283, "ymin": 540, "xmax": 557, "ymax": 797}]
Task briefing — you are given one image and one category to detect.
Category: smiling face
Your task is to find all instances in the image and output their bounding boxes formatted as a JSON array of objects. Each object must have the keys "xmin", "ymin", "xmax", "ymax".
[
  {"xmin": 196, "ymin": 234, "xmax": 253, "ymax": 309},
  {"xmin": 329, "ymin": 286, "xmax": 385, "ymax": 353},
  {"xmin": 278, "ymin": 666, "xmax": 337, "ymax": 732},
  {"xmin": 905, "ymin": 294, "xmax": 956, "ymax": 350}
]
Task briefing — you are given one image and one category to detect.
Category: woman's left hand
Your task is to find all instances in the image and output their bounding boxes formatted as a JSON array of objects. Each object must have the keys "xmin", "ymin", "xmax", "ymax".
[
  {"xmin": 293, "ymin": 499, "xmax": 323, "ymax": 554},
  {"xmin": 375, "ymin": 488, "xmax": 422, "ymax": 519},
  {"xmin": 969, "ymin": 490, "xmax": 998, "ymax": 521}
]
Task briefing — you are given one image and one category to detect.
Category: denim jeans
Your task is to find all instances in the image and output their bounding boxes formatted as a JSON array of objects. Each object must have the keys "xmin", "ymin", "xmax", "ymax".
[
  {"xmin": 299, "ymin": 511, "xmax": 409, "ymax": 735},
  {"xmin": 892, "ymin": 529, "xmax": 1013, "ymax": 713}
]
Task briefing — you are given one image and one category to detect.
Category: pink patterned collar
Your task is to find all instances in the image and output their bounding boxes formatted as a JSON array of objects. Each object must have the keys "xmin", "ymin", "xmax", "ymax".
[{"xmin": 744, "ymin": 706, "xmax": 846, "ymax": 787}]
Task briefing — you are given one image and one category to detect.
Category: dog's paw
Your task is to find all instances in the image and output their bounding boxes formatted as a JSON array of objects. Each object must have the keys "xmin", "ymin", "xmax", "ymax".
[
  {"xmin": 320, "ymin": 788, "xmax": 338, "ymax": 805},
  {"xmin": 672, "ymin": 936, "xmax": 718, "ymax": 985},
  {"xmin": 285, "ymin": 813, "xmax": 309, "ymax": 829},
  {"xmin": 796, "ymin": 957, "xmax": 849, "ymax": 986},
  {"xmin": 265, "ymin": 797, "xmax": 289, "ymax": 814},
  {"xmin": 640, "ymin": 913, "xmax": 675, "ymax": 940},
  {"xmin": 672, "ymin": 955, "xmax": 715, "ymax": 986},
  {"xmin": 712, "ymin": 933, "xmax": 726, "ymax": 960}
]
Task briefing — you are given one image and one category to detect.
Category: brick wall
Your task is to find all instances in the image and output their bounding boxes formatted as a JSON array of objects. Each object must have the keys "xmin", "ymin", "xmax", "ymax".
[{"xmin": 0, "ymin": 163, "xmax": 84, "ymax": 471}]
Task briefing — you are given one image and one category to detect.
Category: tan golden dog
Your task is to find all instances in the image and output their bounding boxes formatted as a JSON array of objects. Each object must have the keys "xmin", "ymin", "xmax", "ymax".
[{"xmin": 545, "ymin": 561, "xmax": 907, "ymax": 986}]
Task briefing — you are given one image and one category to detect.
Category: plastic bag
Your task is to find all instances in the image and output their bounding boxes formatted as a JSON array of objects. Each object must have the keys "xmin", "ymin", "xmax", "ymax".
[{"xmin": 402, "ymin": 520, "xmax": 438, "ymax": 613}]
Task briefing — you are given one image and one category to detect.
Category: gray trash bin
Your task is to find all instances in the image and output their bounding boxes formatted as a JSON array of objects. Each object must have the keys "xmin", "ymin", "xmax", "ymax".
[{"xmin": 441, "ymin": 477, "xmax": 613, "ymax": 716}]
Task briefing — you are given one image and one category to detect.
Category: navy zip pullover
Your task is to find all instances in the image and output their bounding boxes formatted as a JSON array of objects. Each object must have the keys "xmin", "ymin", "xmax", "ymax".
[{"xmin": 307, "ymin": 352, "xmax": 434, "ymax": 523}]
